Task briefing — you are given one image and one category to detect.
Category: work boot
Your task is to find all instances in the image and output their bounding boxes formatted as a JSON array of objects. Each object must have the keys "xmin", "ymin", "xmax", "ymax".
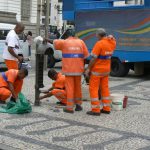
[
  {"xmin": 56, "ymin": 101, "xmax": 66, "ymax": 106},
  {"xmin": 86, "ymin": 111, "xmax": 101, "ymax": 116},
  {"xmin": 75, "ymin": 104, "xmax": 83, "ymax": 111},
  {"xmin": 63, "ymin": 108, "xmax": 74, "ymax": 114},
  {"xmin": 10, "ymin": 97, "xmax": 16, "ymax": 103},
  {"xmin": 101, "ymin": 109, "xmax": 110, "ymax": 114}
]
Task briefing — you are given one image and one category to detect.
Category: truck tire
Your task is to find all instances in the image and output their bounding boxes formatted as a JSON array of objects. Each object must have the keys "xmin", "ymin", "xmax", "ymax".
[
  {"xmin": 110, "ymin": 58, "xmax": 129, "ymax": 77},
  {"xmin": 47, "ymin": 54, "xmax": 56, "ymax": 68}
]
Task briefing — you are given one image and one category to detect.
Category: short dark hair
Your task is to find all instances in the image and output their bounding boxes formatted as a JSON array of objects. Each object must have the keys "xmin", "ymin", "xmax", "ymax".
[
  {"xmin": 96, "ymin": 28, "xmax": 106, "ymax": 37},
  {"xmin": 28, "ymin": 31, "xmax": 32, "ymax": 36},
  {"xmin": 20, "ymin": 68, "xmax": 28, "ymax": 76},
  {"xmin": 48, "ymin": 69, "xmax": 58, "ymax": 78}
]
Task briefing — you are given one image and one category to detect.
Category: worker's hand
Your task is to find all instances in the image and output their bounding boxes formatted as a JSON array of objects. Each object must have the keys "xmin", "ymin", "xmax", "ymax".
[
  {"xmin": 40, "ymin": 90, "xmax": 49, "ymax": 94},
  {"xmin": 39, "ymin": 96, "xmax": 43, "ymax": 101},
  {"xmin": 17, "ymin": 56, "xmax": 24, "ymax": 63},
  {"xmin": 85, "ymin": 68, "xmax": 90, "ymax": 77}
]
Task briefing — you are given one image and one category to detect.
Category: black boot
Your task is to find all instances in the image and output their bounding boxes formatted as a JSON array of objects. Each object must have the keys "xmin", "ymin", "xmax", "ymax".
[
  {"xmin": 10, "ymin": 97, "xmax": 16, "ymax": 103},
  {"xmin": 86, "ymin": 111, "xmax": 101, "ymax": 116},
  {"xmin": 75, "ymin": 104, "xmax": 83, "ymax": 111},
  {"xmin": 101, "ymin": 109, "xmax": 110, "ymax": 114},
  {"xmin": 56, "ymin": 101, "xmax": 66, "ymax": 106}
]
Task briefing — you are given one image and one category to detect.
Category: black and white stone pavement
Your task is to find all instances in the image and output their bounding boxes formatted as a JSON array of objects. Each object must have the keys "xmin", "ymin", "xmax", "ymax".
[{"xmin": 0, "ymin": 52, "xmax": 150, "ymax": 150}]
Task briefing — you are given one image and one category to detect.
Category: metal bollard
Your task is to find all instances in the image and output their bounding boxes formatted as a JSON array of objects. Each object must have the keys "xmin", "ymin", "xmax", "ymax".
[{"xmin": 34, "ymin": 43, "xmax": 53, "ymax": 106}]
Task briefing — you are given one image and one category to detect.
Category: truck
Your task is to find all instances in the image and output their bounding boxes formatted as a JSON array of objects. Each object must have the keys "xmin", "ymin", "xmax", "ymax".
[{"xmin": 61, "ymin": 0, "xmax": 150, "ymax": 77}]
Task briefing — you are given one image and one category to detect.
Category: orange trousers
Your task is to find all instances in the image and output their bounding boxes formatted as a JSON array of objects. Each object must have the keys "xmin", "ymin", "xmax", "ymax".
[
  {"xmin": 89, "ymin": 75, "xmax": 111, "ymax": 113},
  {"xmin": 0, "ymin": 87, "xmax": 11, "ymax": 101},
  {"xmin": 51, "ymin": 89, "xmax": 67, "ymax": 104},
  {"xmin": 5, "ymin": 60, "xmax": 18, "ymax": 70},
  {"xmin": 65, "ymin": 76, "xmax": 82, "ymax": 111},
  {"xmin": 0, "ymin": 80, "xmax": 22, "ymax": 101}
]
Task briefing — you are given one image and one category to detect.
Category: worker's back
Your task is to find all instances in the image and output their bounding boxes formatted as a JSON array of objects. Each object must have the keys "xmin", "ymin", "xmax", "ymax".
[
  {"xmin": 92, "ymin": 37, "xmax": 116, "ymax": 74},
  {"xmin": 54, "ymin": 36, "xmax": 89, "ymax": 76}
]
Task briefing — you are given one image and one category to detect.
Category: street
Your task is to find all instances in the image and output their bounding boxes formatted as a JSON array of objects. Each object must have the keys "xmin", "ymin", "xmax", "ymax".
[{"xmin": 0, "ymin": 51, "xmax": 150, "ymax": 150}]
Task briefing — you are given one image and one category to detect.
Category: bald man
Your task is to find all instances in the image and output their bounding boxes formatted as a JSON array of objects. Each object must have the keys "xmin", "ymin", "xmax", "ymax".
[{"xmin": 3, "ymin": 22, "xmax": 25, "ymax": 70}]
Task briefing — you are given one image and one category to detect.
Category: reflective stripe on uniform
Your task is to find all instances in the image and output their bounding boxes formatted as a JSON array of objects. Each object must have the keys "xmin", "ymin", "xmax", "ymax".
[
  {"xmin": 91, "ymin": 105, "xmax": 100, "ymax": 108},
  {"xmin": 91, "ymin": 72, "xmax": 110, "ymax": 76},
  {"xmin": 1, "ymin": 72, "xmax": 8, "ymax": 82},
  {"xmin": 62, "ymin": 53, "xmax": 84, "ymax": 58},
  {"xmin": 91, "ymin": 98, "xmax": 99, "ymax": 102},
  {"xmin": 75, "ymin": 98, "xmax": 82, "ymax": 101},
  {"xmin": 64, "ymin": 73, "xmax": 83, "ymax": 76},
  {"xmin": 103, "ymin": 103, "xmax": 111, "ymax": 107},
  {"xmin": 98, "ymin": 55, "xmax": 111, "ymax": 60},
  {"xmin": 67, "ymin": 99, "xmax": 73, "ymax": 102},
  {"xmin": 101, "ymin": 96, "xmax": 111, "ymax": 100}
]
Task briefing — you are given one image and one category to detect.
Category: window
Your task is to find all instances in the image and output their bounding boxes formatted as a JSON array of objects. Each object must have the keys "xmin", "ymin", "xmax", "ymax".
[
  {"xmin": 21, "ymin": 0, "xmax": 31, "ymax": 21},
  {"xmin": 0, "ymin": 30, "xmax": 9, "ymax": 40}
]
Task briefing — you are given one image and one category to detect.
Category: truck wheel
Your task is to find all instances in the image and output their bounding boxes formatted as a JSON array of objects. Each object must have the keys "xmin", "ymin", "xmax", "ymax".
[
  {"xmin": 110, "ymin": 58, "xmax": 129, "ymax": 77},
  {"xmin": 144, "ymin": 68, "xmax": 150, "ymax": 75},
  {"xmin": 47, "ymin": 54, "xmax": 56, "ymax": 68}
]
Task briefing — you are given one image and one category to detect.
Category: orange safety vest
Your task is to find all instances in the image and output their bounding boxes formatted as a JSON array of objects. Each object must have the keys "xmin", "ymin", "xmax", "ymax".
[
  {"xmin": 0, "ymin": 69, "xmax": 23, "ymax": 94},
  {"xmin": 91, "ymin": 37, "xmax": 116, "ymax": 76},
  {"xmin": 54, "ymin": 37, "xmax": 89, "ymax": 76},
  {"xmin": 52, "ymin": 73, "xmax": 65, "ymax": 89}
]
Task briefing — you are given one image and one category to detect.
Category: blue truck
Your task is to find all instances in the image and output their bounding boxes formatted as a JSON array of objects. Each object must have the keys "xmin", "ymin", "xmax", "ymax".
[{"xmin": 62, "ymin": 0, "xmax": 150, "ymax": 76}]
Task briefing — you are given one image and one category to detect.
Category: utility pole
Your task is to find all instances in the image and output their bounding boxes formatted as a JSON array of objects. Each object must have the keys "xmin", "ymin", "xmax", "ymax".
[{"xmin": 43, "ymin": 0, "xmax": 50, "ymax": 70}]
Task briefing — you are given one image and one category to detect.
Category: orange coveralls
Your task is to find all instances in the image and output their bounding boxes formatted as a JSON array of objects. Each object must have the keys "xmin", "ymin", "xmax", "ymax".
[
  {"xmin": 54, "ymin": 37, "xmax": 89, "ymax": 111},
  {"xmin": 51, "ymin": 73, "xmax": 67, "ymax": 105},
  {"xmin": 5, "ymin": 60, "xmax": 18, "ymax": 70},
  {"xmin": 90, "ymin": 37, "xmax": 116, "ymax": 113},
  {"xmin": 0, "ymin": 69, "xmax": 23, "ymax": 101}
]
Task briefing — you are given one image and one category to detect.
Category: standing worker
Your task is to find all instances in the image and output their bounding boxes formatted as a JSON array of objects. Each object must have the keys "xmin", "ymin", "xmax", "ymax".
[
  {"xmin": 26, "ymin": 31, "xmax": 33, "ymax": 57},
  {"xmin": 39, "ymin": 69, "xmax": 67, "ymax": 106},
  {"xmin": 0, "ymin": 68, "xmax": 28, "ymax": 103},
  {"xmin": 3, "ymin": 22, "xmax": 25, "ymax": 70},
  {"xmin": 53, "ymin": 30, "xmax": 89, "ymax": 113},
  {"xmin": 85, "ymin": 28, "xmax": 116, "ymax": 116}
]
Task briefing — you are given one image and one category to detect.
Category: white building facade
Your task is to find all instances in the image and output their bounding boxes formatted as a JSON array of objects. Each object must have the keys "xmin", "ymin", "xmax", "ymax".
[
  {"xmin": 0, "ymin": 0, "xmax": 63, "ymax": 35},
  {"xmin": 0, "ymin": 0, "xmax": 38, "ymax": 35}
]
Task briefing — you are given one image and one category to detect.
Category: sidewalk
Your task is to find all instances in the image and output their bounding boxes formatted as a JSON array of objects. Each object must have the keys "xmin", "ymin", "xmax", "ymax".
[{"xmin": 0, "ymin": 71, "xmax": 150, "ymax": 150}]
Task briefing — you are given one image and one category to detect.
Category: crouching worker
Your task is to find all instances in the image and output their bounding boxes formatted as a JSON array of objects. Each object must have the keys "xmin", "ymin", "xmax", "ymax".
[
  {"xmin": 39, "ymin": 69, "xmax": 67, "ymax": 106},
  {"xmin": 0, "ymin": 69, "xmax": 28, "ymax": 103}
]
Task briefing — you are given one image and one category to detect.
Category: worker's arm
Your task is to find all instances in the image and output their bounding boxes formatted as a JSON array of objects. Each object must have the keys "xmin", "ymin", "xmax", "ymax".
[
  {"xmin": 39, "ymin": 92, "xmax": 53, "ymax": 100},
  {"xmin": 40, "ymin": 87, "xmax": 54, "ymax": 94},
  {"xmin": 48, "ymin": 87, "xmax": 54, "ymax": 91},
  {"xmin": 8, "ymin": 47, "xmax": 23, "ymax": 62},
  {"xmin": 44, "ymin": 38, "xmax": 54, "ymax": 44},
  {"xmin": 85, "ymin": 57, "xmax": 97, "ymax": 77},
  {"xmin": 85, "ymin": 41, "xmax": 101, "ymax": 76},
  {"xmin": 7, "ymin": 81, "xmax": 17, "ymax": 99}
]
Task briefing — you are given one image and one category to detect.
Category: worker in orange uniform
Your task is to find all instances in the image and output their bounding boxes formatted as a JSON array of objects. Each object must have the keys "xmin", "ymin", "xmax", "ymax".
[
  {"xmin": 0, "ymin": 68, "xmax": 28, "ymax": 103},
  {"xmin": 85, "ymin": 28, "xmax": 116, "ymax": 116},
  {"xmin": 39, "ymin": 69, "xmax": 67, "ymax": 106},
  {"xmin": 53, "ymin": 30, "xmax": 89, "ymax": 113},
  {"xmin": 3, "ymin": 22, "xmax": 25, "ymax": 70}
]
